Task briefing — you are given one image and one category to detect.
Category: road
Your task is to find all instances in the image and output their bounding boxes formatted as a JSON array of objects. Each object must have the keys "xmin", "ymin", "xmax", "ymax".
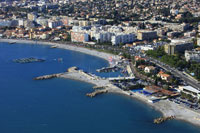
[{"xmin": 146, "ymin": 56, "xmax": 200, "ymax": 90}]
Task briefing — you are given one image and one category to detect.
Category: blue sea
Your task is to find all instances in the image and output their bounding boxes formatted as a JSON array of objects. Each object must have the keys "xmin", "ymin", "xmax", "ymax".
[{"xmin": 0, "ymin": 42, "xmax": 200, "ymax": 133}]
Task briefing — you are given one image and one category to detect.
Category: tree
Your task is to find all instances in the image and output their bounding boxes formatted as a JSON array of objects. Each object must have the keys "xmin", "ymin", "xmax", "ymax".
[{"xmin": 163, "ymin": 85, "xmax": 169, "ymax": 90}]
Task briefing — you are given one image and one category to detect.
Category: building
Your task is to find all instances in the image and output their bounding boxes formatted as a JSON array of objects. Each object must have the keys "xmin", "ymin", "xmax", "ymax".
[
  {"xmin": 48, "ymin": 20, "xmax": 63, "ymax": 28},
  {"xmin": 79, "ymin": 20, "xmax": 91, "ymax": 27},
  {"xmin": 144, "ymin": 85, "xmax": 161, "ymax": 94},
  {"xmin": 197, "ymin": 37, "xmax": 200, "ymax": 46},
  {"xmin": 157, "ymin": 71, "xmax": 172, "ymax": 82},
  {"xmin": 178, "ymin": 86, "xmax": 200, "ymax": 99},
  {"xmin": 135, "ymin": 56, "xmax": 146, "ymax": 61},
  {"xmin": 92, "ymin": 32, "xmax": 112, "ymax": 43},
  {"xmin": 27, "ymin": 13, "xmax": 37, "ymax": 21},
  {"xmin": 167, "ymin": 31, "xmax": 181, "ymax": 38},
  {"xmin": 36, "ymin": 18, "xmax": 48, "ymax": 26},
  {"xmin": 111, "ymin": 33, "xmax": 135, "ymax": 45},
  {"xmin": 71, "ymin": 32, "xmax": 89, "ymax": 42},
  {"xmin": 185, "ymin": 50, "xmax": 200, "ymax": 62},
  {"xmin": 137, "ymin": 30, "xmax": 157, "ymax": 40},
  {"xmin": 184, "ymin": 31, "xmax": 196, "ymax": 38},
  {"xmin": 140, "ymin": 45, "xmax": 155, "ymax": 51},
  {"xmin": 18, "ymin": 19, "xmax": 24, "ymax": 27},
  {"xmin": 144, "ymin": 66, "xmax": 156, "ymax": 73},
  {"xmin": 165, "ymin": 23, "xmax": 189, "ymax": 32},
  {"xmin": 137, "ymin": 65, "xmax": 146, "ymax": 70},
  {"xmin": 164, "ymin": 41, "xmax": 193, "ymax": 55}
]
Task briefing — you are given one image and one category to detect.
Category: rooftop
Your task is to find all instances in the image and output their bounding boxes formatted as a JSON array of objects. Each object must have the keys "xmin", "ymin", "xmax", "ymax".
[{"xmin": 183, "ymin": 86, "xmax": 200, "ymax": 94}]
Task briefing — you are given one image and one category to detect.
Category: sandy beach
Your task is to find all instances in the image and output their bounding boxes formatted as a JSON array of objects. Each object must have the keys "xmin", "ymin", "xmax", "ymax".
[
  {"xmin": 0, "ymin": 39, "xmax": 120, "ymax": 65},
  {"xmin": 122, "ymin": 91, "xmax": 200, "ymax": 127},
  {"xmin": 1, "ymin": 38, "xmax": 200, "ymax": 127}
]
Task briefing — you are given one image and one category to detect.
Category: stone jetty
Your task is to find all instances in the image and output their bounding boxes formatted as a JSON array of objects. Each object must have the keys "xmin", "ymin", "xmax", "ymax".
[
  {"xmin": 34, "ymin": 73, "xmax": 63, "ymax": 80},
  {"xmin": 153, "ymin": 116, "xmax": 175, "ymax": 124},
  {"xmin": 86, "ymin": 89, "xmax": 108, "ymax": 98}
]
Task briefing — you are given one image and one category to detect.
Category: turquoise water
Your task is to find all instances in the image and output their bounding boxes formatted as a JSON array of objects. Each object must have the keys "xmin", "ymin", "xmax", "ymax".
[{"xmin": 0, "ymin": 42, "xmax": 200, "ymax": 133}]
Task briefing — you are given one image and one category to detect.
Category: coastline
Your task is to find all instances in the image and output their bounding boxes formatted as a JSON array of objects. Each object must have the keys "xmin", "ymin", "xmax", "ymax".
[
  {"xmin": 1, "ymin": 39, "xmax": 200, "ymax": 127},
  {"xmin": 121, "ymin": 91, "xmax": 200, "ymax": 127},
  {"xmin": 0, "ymin": 39, "xmax": 120, "ymax": 65}
]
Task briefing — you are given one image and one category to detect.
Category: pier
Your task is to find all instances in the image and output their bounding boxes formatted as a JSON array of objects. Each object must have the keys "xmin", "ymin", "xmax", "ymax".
[
  {"xmin": 96, "ymin": 66, "xmax": 120, "ymax": 73},
  {"xmin": 86, "ymin": 89, "xmax": 108, "ymax": 98},
  {"xmin": 153, "ymin": 116, "xmax": 175, "ymax": 124}
]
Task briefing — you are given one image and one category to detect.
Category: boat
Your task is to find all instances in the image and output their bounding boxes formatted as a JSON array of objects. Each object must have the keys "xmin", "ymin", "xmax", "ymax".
[
  {"xmin": 58, "ymin": 58, "xmax": 63, "ymax": 62},
  {"xmin": 9, "ymin": 41, "xmax": 16, "ymax": 44},
  {"xmin": 50, "ymin": 45, "xmax": 58, "ymax": 48}
]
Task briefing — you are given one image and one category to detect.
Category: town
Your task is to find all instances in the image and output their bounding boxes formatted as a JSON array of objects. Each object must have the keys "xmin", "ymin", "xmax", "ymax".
[{"xmin": 1, "ymin": 0, "xmax": 200, "ymax": 125}]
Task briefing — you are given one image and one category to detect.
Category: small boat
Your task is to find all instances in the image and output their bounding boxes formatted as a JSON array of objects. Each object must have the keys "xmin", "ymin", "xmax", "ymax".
[
  {"xmin": 58, "ymin": 58, "xmax": 63, "ymax": 62},
  {"xmin": 50, "ymin": 45, "xmax": 58, "ymax": 48},
  {"xmin": 9, "ymin": 41, "xmax": 16, "ymax": 44}
]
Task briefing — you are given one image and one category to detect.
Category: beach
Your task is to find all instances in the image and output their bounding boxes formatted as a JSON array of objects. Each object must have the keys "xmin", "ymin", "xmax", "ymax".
[
  {"xmin": 0, "ymin": 39, "xmax": 120, "ymax": 65},
  {"xmin": 1, "ymin": 38, "xmax": 200, "ymax": 127}
]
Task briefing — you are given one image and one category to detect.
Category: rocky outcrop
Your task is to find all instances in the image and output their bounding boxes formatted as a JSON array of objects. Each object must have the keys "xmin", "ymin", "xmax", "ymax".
[
  {"xmin": 86, "ymin": 89, "xmax": 108, "ymax": 98},
  {"xmin": 154, "ymin": 116, "xmax": 175, "ymax": 124}
]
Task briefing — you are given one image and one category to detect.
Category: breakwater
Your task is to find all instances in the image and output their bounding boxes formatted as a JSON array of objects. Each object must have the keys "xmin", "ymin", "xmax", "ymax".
[{"xmin": 34, "ymin": 73, "xmax": 64, "ymax": 80}]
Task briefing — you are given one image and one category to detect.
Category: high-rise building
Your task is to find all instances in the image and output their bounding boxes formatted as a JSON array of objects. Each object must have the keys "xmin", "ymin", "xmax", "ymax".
[{"xmin": 164, "ymin": 41, "xmax": 193, "ymax": 55}]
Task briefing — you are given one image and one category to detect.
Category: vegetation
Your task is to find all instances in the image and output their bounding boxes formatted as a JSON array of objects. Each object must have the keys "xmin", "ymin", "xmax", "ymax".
[
  {"xmin": 181, "ymin": 92, "xmax": 196, "ymax": 102},
  {"xmin": 179, "ymin": 12, "xmax": 200, "ymax": 23},
  {"xmin": 146, "ymin": 46, "xmax": 166, "ymax": 58},
  {"xmin": 146, "ymin": 46, "xmax": 200, "ymax": 80}
]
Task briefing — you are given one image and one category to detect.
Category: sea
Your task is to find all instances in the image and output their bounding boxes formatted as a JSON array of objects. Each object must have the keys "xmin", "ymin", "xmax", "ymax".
[{"xmin": 0, "ymin": 42, "xmax": 200, "ymax": 133}]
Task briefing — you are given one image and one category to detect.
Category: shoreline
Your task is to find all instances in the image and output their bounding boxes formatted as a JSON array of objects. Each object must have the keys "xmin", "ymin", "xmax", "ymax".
[
  {"xmin": 1, "ymin": 38, "xmax": 200, "ymax": 127},
  {"xmin": 0, "ymin": 39, "xmax": 120, "ymax": 66}
]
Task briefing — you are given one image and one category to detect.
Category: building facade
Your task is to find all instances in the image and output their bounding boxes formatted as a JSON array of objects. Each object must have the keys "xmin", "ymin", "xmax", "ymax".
[
  {"xmin": 71, "ymin": 32, "xmax": 89, "ymax": 42},
  {"xmin": 137, "ymin": 30, "xmax": 157, "ymax": 40},
  {"xmin": 164, "ymin": 41, "xmax": 193, "ymax": 55},
  {"xmin": 185, "ymin": 50, "xmax": 200, "ymax": 62}
]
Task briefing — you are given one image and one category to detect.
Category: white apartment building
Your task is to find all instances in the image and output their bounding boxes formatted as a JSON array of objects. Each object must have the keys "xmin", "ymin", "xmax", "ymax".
[
  {"xmin": 48, "ymin": 20, "xmax": 63, "ymax": 28},
  {"xmin": 92, "ymin": 32, "xmax": 112, "ymax": 43},
  {"xmin": 185, "ymin": 50, "xmax": 200, "ymax": 62},
  {"xmin": 111, "ymin": 33, "xmax": 135, "ymax": 45}
]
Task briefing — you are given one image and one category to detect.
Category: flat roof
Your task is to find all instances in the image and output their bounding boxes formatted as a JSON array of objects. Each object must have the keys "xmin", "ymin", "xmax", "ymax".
[{"xmin": 183, "ymin": 86, "xmax": 200, "ymax": 94}]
